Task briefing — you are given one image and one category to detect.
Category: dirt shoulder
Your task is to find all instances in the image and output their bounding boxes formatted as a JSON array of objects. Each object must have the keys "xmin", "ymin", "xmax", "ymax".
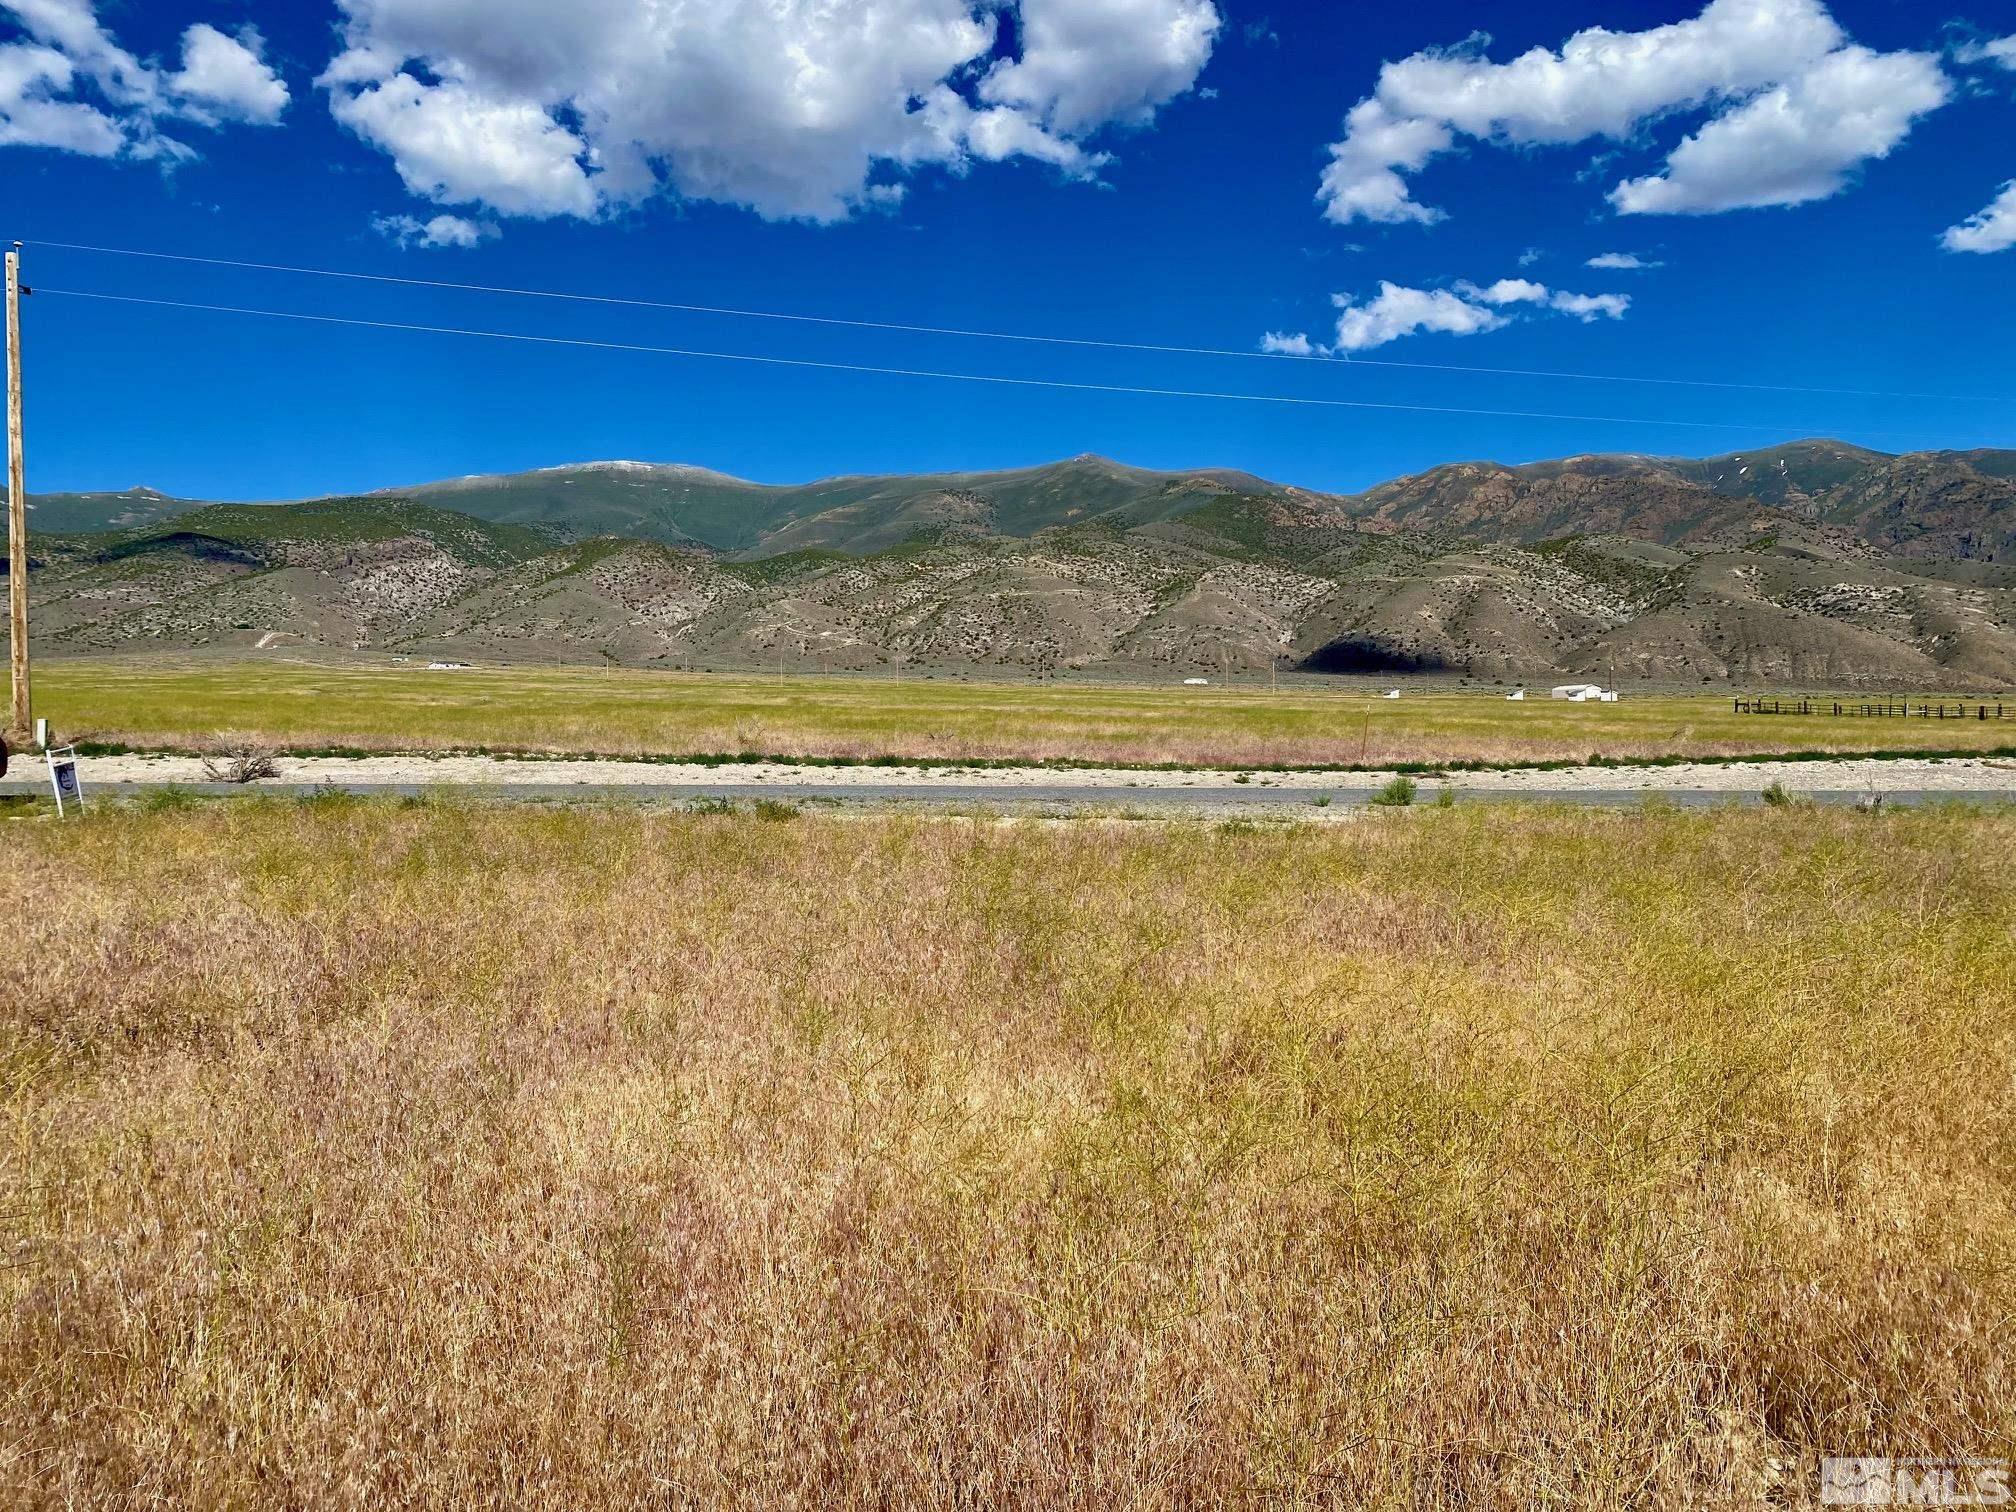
[{"xmin": 24, "ymin": 751, "xmax": 2016, "ymax": 794}]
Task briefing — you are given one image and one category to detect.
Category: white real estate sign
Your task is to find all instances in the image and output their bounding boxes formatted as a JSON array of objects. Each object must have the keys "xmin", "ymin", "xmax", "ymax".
[{"xmin": 45, "ymin": 744, "xmax": 82, "ymax": 816}]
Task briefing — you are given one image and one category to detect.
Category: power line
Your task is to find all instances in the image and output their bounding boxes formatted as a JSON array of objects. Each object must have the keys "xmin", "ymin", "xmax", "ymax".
[
  {"xmin": 27, "ymin": 237, "xmax": 2012, "ymax": 406},
  {"xmin": 35, "ymin": 286, "xmax": 1860, "ymax": 435}
]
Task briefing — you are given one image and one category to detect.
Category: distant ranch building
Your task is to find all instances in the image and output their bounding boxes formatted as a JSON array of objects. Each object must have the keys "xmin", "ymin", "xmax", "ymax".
[{"xmin": 1551, "ymin": 684, "xmax": 1619, "ymax": 702}]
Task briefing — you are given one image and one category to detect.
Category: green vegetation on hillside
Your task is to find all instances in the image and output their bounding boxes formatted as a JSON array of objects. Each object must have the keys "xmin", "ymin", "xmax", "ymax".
[
  {"xmin": 1530, "ymin": 535, "xmax": 1674, "ymax": 598},
  {"xmin": 381, "ymin": 455, "xmax": 1285, "ymax": 554},
  {"xmin": 715, "ymin": 548, "xmax": 855, "ymax": 585},
  {"xmin": 65, "ymin": 498, "xmax": 554, "ymax": 572},
  {"xmin": 17, "ymin": 443, "xmax": 2016, "ymax": 685}
]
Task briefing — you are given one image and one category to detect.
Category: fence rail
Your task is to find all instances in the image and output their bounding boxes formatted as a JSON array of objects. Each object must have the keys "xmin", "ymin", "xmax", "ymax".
[{"xmin": 1734, "ymin": 698, "xmax": 2009, "ymax": 720}]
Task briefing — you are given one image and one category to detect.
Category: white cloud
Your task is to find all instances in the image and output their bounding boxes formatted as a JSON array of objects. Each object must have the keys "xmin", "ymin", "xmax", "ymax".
[
  {"xmin": 168, "ymin": 24, "xmax": 288, "ymax": 127},
  {"xmin": 0, "ymin": 1, "xmax": 287, "ymax": 159},
  {"xmin": 1610, "ymin": 44, "xmax": 1948, "ymax": 214},
  {"xmin": 1942, "ymin": 181, "xmax": 2016, "ymax": 254},
  {"xmin": 1944, "ymin": 34, "xmax": 2016, "ymax": 255},
  {"xmin": 1331, "ymin": 283, "xmax": 1506, "ymax": 350},
  {"xmin": 319, "ymin": 0, "xmax": 1220, "ymax": 225},
  {"xmin": 1517, "ymin": 247, "xmax": 1544, "ymax": 267},
  {"xmin": 331, "ymin": 73, "xmax": 597, "ymax": 217},
  {"xmin": 3, "ymin": 0, "xmax": 151, "ymax": 104},
  {"xmin": 979, "ymin": 0, "xmax": 1220, "ymax": 135},
  {"xmin": 1316, "ymin": 98, "xmax": 1450, "ymax": 225},
  {"xmin": 1956, "ymin": 35, "xmax": 2016, "ymax": 70},
  {"xmin": 373, "ymin": 211, "xmax": 497, "ymax": 249},
  {"xmin": 0, "ymin": 41, "xmax": 121, "ymax": 152},
  {"xmin": 1268, "ymin": 272, "xmax": 1630, "ymax": 353},
  {"xmin": 1258, "ymin": 331, "xmax": 1314, "ymax": 356},
  {"xmin": 1550, "ymin": 290, "xmax": 1630, "ymax": 321},
  {"xmin": 962, "ymin": 103, "xmax": 1104, "ymax": 175},
  {"xmin": 1586, "ymin": 251, "xmax": 1659, "ymax": 269},
  {"xmin": 1457, "ymin": 277, "xmax": 1548, "ymax": 305},
  {"xmin": 1317, "ymin": 0, "xmax": 1949, "ymax": 226}
]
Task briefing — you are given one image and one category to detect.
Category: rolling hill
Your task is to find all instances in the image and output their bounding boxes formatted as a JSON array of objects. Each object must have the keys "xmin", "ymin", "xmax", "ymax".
[
  {"xmin": 375, "ymin": 454, "xmax": 1295, "ymax": 555},
  {"xmin": 8, "ymin": 441, "xmax": 2015, "ymax": 685},
  {"xmin": 21, "ymin": 486, "xmax": 212, "ymax": 535}
]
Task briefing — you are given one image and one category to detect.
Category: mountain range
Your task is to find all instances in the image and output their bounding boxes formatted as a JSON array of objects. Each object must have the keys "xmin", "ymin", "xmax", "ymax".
[{"xmin": 8, "ymin": 439, "xmax": 2014, "ymax": 686}]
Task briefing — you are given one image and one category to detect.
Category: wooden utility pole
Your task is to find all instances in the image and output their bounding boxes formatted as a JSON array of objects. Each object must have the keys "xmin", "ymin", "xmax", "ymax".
[{"xmin": 6, "ymin": 243, "xmax": 27, "ymax": 742}]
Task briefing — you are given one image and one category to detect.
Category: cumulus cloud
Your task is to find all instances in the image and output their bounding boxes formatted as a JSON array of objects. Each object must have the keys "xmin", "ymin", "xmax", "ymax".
[
  {"xmin": 0, "ymin": 41, "xmax": 123, "ymax": 153},
  {"xmin": 1329, "ymin": 283, "xmax": 1507, "ymax": 350},
  {"xmin": 332, "ymin": 73, "xmax": 598, "ymax": 217},
  {"xmin": 1586, "ymin": 251, "xmax": 1659, "ymax": 269},
  {"xmin": 1316, "ymin": 0, "xmax": 1948, "ymax": 227},
  {"xmin": 0, "ymin": 1, "xmax": 287, "ymax": 159},
  {"xmin": 1258, "ymin": 330, "xmax": 1315, "ymax": 356},
  {"xmin": 1456, "ymin": 277, "xmax": 1548, "ymax": 305},
  {"xmin": 4, "ymin": 0, "xmax": 151, "ymax": 103},
  {"xmin": 1944, "ymin": 34, "xmax": 2016, "ymax": 254},
  {"xmin": 373, "ymin": 211, "xmax": 497, "ymax": 249},
  {"xmin": 1955, "ymin": 35, "xmax": 2016, "ymax": 70},
  {"xmin": 1943, "ymin": 182, "xmax": 2016, "ymax": 254},
  {"xmin": 1550, "ymin": 291, "xmax": 1631, "ymax": 321},
  {"xmin": 980, "ymin": 0, "xmax": 1220, "ymax": 135},
  {"xmin": 168, "ymin": 24, "xmax": 289, "ymax": 126},
  {"xmin": 318, "ymin": 0, "xmax": 1220, "ymax": 225},
  {"xmin": 1267, "ymin": 274, "xmax": 1629, "ymax": 354},
  {"xmin": 1610, "ymin": 44, "xmax": 1948, "ymax": 214},
  {"xmin": 1316, "ymin": 98, "xmax": 1451, "ymax": 225}
]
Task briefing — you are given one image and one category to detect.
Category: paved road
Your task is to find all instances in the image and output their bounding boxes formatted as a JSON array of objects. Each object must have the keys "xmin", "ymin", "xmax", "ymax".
[{"xmin": 7, "ymin": 777, "xmax": 2012, "ymax": 811}]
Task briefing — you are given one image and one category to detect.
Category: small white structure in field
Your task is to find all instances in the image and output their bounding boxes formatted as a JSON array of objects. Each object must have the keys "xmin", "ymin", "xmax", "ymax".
[
  {"xmin": 427, "ymin": 661, "xmax": 470, "ymax": 670},
  {"xmin": 1506, "ymin": 689, "xmax": 1526, "ymax": 701},
  {"xmin": 1551, "ymin": 683, "xmax": 1606, "ymax": 701},
  {"xmin": 1600, "ymin": 690, "xmax": 1621, "ymax": 702},
  {"xmin": 1183, "ymin": 677, "xmax": 1210, "ymax": 686},
  {"xmin": 1382, "ymin": 689, "xmax": 1402, "ymax": 699}
]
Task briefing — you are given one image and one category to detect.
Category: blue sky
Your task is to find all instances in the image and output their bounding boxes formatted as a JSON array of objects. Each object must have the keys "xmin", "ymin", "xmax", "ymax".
[{"xmin": 3, "ymin": 0, "xmax": 2014, "ymax": 501}]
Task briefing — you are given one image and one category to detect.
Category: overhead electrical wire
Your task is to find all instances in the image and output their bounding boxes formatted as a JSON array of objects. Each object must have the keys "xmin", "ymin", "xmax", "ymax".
[
  {"xmin": 25, "ymin": 238, "xmax": 2012, "ymax": 406},
  {"xmin": 34, "ymin": 286, "xmax": 1878, "ymax": 436}
]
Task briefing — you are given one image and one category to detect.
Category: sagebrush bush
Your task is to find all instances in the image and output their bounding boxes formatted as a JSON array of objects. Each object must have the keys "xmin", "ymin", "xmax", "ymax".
[{"xmin": 1370, "ymin": 774, "xmax": 1417, "ymax": 806}]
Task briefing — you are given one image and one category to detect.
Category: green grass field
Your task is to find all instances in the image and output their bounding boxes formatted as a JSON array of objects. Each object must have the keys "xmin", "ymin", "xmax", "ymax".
[
  {"xmin": 4, "ymin": 799, "xmax": 2011, "ymax": 1503},
  {"xmin": 28, "ymin": 655, "xmax": 2016, "ymax": 768}
]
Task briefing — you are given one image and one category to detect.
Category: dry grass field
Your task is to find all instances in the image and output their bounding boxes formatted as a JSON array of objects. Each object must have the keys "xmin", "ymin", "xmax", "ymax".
[
  {"xmin": 3, "ymin": 796, "xmax": 2012, "ymax": 1506},
  {"xmin": 32, "ymin": 654, "xmax": 2016, "ymax": 767}
]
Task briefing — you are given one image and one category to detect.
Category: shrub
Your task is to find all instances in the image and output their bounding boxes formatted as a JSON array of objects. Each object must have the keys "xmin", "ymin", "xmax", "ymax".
[
  {"xmin": 1369, "ymin": 775, "xmax": 1417, "ymax": 808},
  {"xmin": 200, "ymin": 737, "xmax": 280, "ymax": 785}
]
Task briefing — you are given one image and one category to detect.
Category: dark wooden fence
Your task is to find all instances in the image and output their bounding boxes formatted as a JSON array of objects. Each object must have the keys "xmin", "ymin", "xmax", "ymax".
[{"xmin": 1733, "ymin": 698, "xmax": 2008, "ymax": 720}]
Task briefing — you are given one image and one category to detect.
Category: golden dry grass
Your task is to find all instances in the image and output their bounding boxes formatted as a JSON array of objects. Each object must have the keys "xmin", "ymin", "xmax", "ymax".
[
  {"xmin": 34, "ymin": 654, "xmax": 2016, "ymax": 767},
  {"xmin": 3, "ymin": 798, "xmax": 2013, "ymax": 1506}
]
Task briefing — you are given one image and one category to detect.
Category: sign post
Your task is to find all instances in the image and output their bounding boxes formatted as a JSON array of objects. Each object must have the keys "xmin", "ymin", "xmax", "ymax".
[{"xmin": 7, "ymin": 244, "xmax": 27, "ymax": 743}]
